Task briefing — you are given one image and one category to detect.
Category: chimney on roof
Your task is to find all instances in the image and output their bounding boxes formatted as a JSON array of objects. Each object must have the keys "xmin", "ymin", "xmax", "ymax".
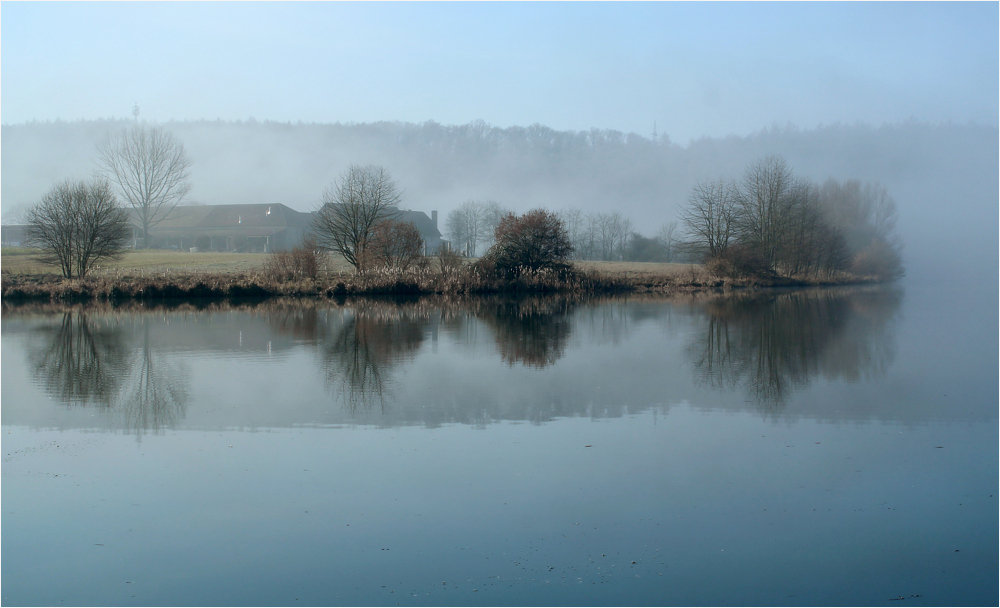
[{"xmin": 431, "ymin": 210, "xmax": 438, "ymax": 227}]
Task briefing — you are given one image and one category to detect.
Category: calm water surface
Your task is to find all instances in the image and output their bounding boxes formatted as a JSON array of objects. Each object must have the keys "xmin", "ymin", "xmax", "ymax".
[{"xmin": 2, "ymin": 284, "xmax": 996, "ymax": 606}]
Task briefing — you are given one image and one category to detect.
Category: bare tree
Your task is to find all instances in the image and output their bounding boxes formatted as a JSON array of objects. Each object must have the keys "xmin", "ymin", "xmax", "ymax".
[
  {"xmin": 657, "ymin": 221, "xmax": 679, "ymax": 262},
  {"xmin": 446, "ymin": 200, "xmax": 484, "ymax": 256},
  {"xmin": 680, "ymin": 178, "xmax": 740, "ymax": 260},
  {"xmin": 96, "ymin": 125, "xmax": 191, "ymax": 248},
  {"xmin": 479, "ymin": 200, "xmax": 509, "ymax": 252},
  {"xmin": 864, "ymin": 182, "xmax": 899, "ymax": 245},
  {"xmin": 734, "ymin": 156, "xmax": 795, "ymax": 270},
  {"xmin": 313, "ymin": 165, "xmax": 402, "ymax": 271},
  {"xmin": 557, "ymin": 207, "xmax": 585, "ymax": 259},
  {"xmin": 445, "ymin": 207, "xmax": 471, "ymax": 256},
  {"xmin": 578, "ymin": 212, "xmax": 603, "ymax": 260},
  {"xmin": 24, "ymin": 178, "xmax": 132, "ymax": 278}
]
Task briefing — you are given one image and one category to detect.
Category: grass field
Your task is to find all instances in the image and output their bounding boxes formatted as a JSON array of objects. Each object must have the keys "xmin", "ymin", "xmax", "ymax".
[
  {"xmin": 572, "ymin": 260, "xmax": 708, "ymax": 281},
  {"xmin": 1, "ymin": 247, "xmax": 704, "ymax": 280},
  {"xmin": 0, "ymin": 248, "xmax": 346, "ymax": 275}
]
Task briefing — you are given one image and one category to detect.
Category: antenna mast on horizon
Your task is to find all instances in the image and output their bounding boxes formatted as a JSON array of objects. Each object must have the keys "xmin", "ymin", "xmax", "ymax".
[{"xmin": 132, "ymin": 103, "xmax": 140, "ymax": 121}]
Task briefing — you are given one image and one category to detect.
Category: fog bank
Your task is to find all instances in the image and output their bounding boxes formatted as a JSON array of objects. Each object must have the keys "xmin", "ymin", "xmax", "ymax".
[{"xmin": 2, "ymin": 119, "xmax": 995, "ymax": 281}]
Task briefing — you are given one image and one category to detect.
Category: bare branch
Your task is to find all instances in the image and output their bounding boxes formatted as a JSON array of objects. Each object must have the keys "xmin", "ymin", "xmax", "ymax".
[
  {"xmin": 312, "ymin": 165, "xmax": 402, "ymax": 271},
  {"xmin": 96, "ymin": 125, "xmax": 191, "ymax": 248},
  {"xmin": 24, "ymin": 178, "xmax": 132, "ymax": 278}
]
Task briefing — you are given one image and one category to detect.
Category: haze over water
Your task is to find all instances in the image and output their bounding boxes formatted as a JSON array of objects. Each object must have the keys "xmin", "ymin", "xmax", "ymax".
[{"xmin": 2, "ymin": 283, "xmax": 996, "ymax": 606}]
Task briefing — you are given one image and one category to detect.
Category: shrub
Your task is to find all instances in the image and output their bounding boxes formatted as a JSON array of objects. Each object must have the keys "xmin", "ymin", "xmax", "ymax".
[
  {"xmin": 478, "ymin": 209, "xmax": 573, "ymax": 277},
  {"xmin": 706, "ymin": 246, "xmax": 773, "ymax": 280},
  {"xmin": 264, "ymin": 238, "xmax": 321, "ymax": 281},
  {"xmin": 435, "ymin": 245, "xmax": 465, "ymax": 274},
  {"xmin": 358, "ymin": 219, "xmax": 425, "ymax": 272},
  {"xmin": 850, "ymin": 240, "xmax": 904, "ymax": 280}
]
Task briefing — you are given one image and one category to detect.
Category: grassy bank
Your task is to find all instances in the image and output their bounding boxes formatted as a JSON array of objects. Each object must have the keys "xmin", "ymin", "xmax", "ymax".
[
  {"xmin": 0, "ymin": 267, "xmax": 633, "ymax": 302},
  {"xmin": 1, "ymin": 248, "xmax": 878, "ymax": 304},
  {"xmin": 1, "ymin": 247, "xmax": 279, "ymax": 275}
]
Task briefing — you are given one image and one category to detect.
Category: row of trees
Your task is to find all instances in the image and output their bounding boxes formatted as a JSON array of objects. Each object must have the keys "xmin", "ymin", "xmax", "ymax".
[
  {"xmin": 449, "ymin": 203, "xmax": 682, "ymax": 264},
  {"xmin": 22, "ymin": 127, "xmax": 433, "ymax": 277},
  {"xmin": 312, "ymin": 166, "xmax": 577, "ymax": 278},
  {"xmin": 680, "ymin": 156, "xmax": 903, "ymax": 279},
  {"xmin": 20, "ymin": 124, "xmax": 902, "ymax": 283},
  {"xmin": 558, "ymin": 210, "xmax": 683, "ymax": 263}
]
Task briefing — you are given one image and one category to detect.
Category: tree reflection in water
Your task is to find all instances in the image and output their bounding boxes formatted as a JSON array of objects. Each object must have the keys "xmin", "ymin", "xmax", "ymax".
[
  {"xmin": 689, "ymin": 287, "xmax": 902, "ymax": 413},
  {"xmin": 28, "ymin": 312, "xmax": 130, "ymax": 408},
  {"xmin": 321, "ymin": 301, "xmax": 426, "ymax": 414},
  {"xmin": 112, "ymin": 322, "xmax": 188, "ymax": 435},
  {"xmin": 19, "ymin": 287, "xmax": 903, "ymax": 428},
  {"xmin": 27, "ymin": 312, "xmax": 188, "ymax": 438},
  {"xmin": 474, "ymin": 297, "xmax": 574, "ymax": 368}
]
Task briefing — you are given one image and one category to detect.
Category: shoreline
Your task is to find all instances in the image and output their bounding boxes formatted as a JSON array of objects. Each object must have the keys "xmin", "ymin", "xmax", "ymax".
[{"xmin": 0, "ymin": 268, "xmax": 886, "ymax": 306}]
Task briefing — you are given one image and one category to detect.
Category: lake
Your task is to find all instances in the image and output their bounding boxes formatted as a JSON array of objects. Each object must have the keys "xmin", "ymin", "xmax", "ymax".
[{"xmin": 2, "ymin": 282, "xmax": 996, "ymax": 606}]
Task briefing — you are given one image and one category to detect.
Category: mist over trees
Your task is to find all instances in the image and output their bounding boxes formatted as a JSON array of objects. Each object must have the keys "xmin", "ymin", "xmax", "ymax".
[
  {"xmin": 96, "ymin": 125, "xmax": 192, "ymax": 248},
  {"xmin": 2, "ymin": 118, "xmax": 996, "ymax": 278},
  {"xmin": 445, "ymin": 199, "xmax": 508, "ymax": 256},
  {"xmin": 679, "ymin": 156, "xmax": 903, "ymax": 280}
]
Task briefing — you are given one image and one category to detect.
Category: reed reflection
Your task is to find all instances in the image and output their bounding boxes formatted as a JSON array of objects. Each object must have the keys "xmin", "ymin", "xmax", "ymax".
[
  {"xmin": 689, "ymin": 287, "xmax": 902, "ymax": 412},
  {"xmin": 27, "ymin": 312, "xmax": 188, "ymax": 437}
]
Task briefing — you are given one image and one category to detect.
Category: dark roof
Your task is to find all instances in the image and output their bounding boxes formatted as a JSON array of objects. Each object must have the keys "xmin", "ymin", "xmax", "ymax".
[
  {"xmin": 399, "ymin": 209, "xmax": 441, "ymax": 239},
  {"xmin": 315, "ymin": 204, "xmax": 441, "ymax": 240},
  {"xmin": 202, "ymin": 204, "xmax": 312, "ymax": 229},
  {"xmin": 143, "ymin": 203, "xmax": 440, "ymax": 241},
  {"xmin": 142, "ymin": 203, "xmax": 312, "ymax": 238}
]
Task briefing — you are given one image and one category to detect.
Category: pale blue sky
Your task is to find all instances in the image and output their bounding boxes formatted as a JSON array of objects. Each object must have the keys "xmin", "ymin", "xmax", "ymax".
[{"xmin": 2, "ymin": 1, "xmax": 996, "ymax": 143}]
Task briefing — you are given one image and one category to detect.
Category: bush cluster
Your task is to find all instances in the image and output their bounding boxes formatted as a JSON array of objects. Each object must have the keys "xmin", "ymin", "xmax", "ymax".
[
  {"xmin": 476, "ymin": 209, "xmax": 574, "ymax": 278},
  {"xmin": 264, "ymin": 238, "xmax": 321, "ymax": 281},
  {"xmin": 705, "ymin": 246, "xmax": 774, "ymax": 280}
]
